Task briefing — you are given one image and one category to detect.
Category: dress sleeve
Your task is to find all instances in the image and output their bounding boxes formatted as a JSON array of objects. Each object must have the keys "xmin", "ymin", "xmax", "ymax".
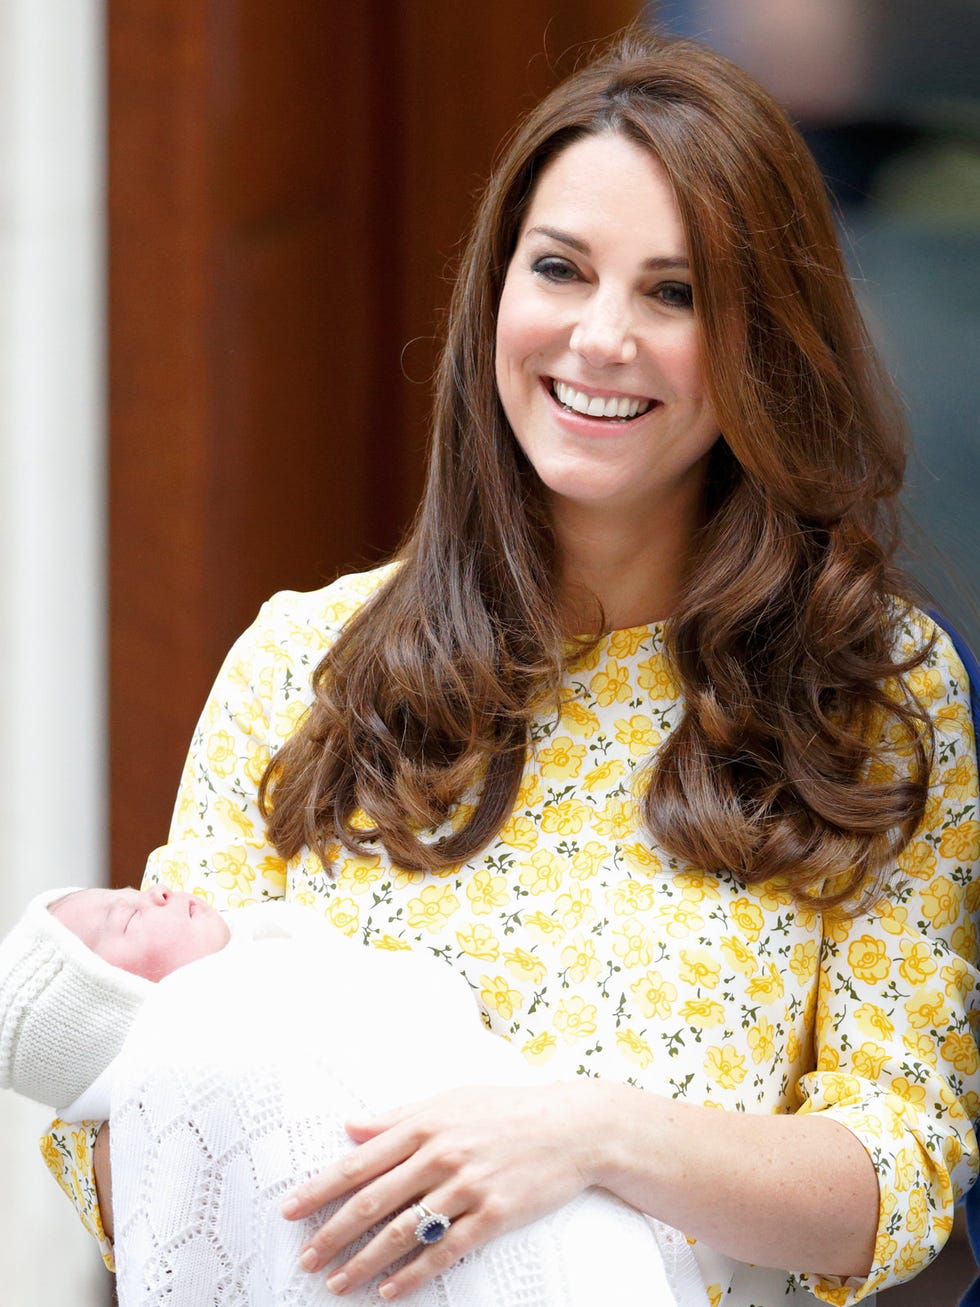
[
  {"xmin": 38, "ymin": 583, "xmax": 340, "ymax": 1267},
  {"xmin": 797, "ymin": 621, "xmax": 980, "ymax": 1304}
]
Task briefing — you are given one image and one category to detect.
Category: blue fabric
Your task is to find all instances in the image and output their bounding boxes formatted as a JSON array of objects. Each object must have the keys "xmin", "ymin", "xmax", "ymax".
[{"xmin": 928, "ymin": 612, "xmax": 980, "ymax": 1305}]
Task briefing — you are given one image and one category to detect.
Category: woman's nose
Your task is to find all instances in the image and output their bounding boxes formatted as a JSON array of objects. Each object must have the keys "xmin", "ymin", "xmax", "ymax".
[{"xmin": 569, "ymin": 295, "xmax": 637, "ymax": 367}]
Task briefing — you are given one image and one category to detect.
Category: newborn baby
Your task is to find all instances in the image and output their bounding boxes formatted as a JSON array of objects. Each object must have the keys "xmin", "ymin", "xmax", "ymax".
[{"xmin": 0, "ymin": 886, "xmax": 708, "ymax": 1307}]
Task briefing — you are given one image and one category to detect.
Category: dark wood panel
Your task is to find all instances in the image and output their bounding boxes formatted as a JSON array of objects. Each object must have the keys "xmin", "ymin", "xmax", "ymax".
[{"xmin": 108, "ymin": 1, "xmax": 641, "ymax": 885}]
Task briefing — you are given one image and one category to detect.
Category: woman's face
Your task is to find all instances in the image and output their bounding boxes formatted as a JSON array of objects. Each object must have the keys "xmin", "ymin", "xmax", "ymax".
[{"xmin": 494, "ymin": 131, "xmax": 720, "ymax": 531}]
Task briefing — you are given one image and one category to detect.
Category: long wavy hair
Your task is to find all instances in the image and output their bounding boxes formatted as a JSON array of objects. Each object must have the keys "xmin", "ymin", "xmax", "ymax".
[{"xmin": 261, "ymin": 31, "xmax": 933, "ymax": 908}]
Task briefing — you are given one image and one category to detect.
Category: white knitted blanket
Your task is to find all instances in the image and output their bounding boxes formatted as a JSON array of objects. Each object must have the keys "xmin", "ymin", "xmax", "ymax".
[{"xmin": 110, "ymin": 931, "xmax": 708, "ymax": 1307}]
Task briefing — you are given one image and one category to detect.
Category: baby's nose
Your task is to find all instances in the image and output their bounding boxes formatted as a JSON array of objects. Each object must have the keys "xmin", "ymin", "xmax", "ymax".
[{"xmin": 147, "ymin": 885, "xmax": 171, "ymax": 906}]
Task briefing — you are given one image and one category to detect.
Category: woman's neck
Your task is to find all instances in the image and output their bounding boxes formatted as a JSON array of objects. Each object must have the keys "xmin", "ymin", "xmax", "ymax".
[{"xmin": 552, "ymin": 496, "xmax": 700, "ymax": 633}]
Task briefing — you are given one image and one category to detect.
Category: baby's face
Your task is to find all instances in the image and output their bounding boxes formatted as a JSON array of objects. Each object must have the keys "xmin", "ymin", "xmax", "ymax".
[{"xmin": 51, "ymin": 886, "xmax": 231, "ymax": 981}]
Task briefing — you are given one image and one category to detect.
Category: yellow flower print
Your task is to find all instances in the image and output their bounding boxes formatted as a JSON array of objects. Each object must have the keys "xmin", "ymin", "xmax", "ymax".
[
  {"xmin": 243, "ymin": 740, "xmax": 271, "ymax": 786},
  {"xmin": 257, "ymin": 855, "xmax": 287, "ymax": 892},
  {"xmin": 612, "ymin": 919, "xmax": 656, "ymax": 969},
  {"xmin": 897, "ymin": 839, "xmax": 937, "ymax": 881},
  {"xmin": 608, "ymin": 880, "xmax": 657, "ymax": 916},
  {"xmin": 847, "ymin": 935, "xmax": 891, "ymax": 984},
  {"xmin": 729, "ymin": 898, "xmax": 764, "ymax": 941},
  {"xmin": 941, "ymin": 957, "xmax": 975, "ymax": 1004},
  {"xmin": 632, "ymin": 968, "xmax": 678, "ymax": 1020},
  {"xmin": 518, "ymin": 850, "xmax": 566, "ymax": 895},
  {"xmin": 466, "ymin": 868, "xmax": 509, "ymax": 916},
  {"xmin": 898, "ymin": 938, "xmax": 938, "ymax": 985},
  {"xmin": 903, "ymin": 1029, "xmax": 936, "ymax": 1062},
  {"xmin": 853, "ymin": 1002, "xmax": 895, "ymax": 1042},
  {"xmin": 570, "ymin": 840, "xmax": 610, "ymax": 880},
  {"xmin": 621, "ymin": 843, "xmax": 662, "ymax": 878},
  {"xmin": 656, "ymin": 899, "xmax": 704, "ymax": 939},
  {"xmin": 785, "ymin": 1027, "xmax": 801, "ymax": 1063},
  {"xmin": 885, "ymin": 1079, "xmax": 927, "ymax": 1122},
  {"xmin": 908, "ymin": 664, "xmax": 946, "ymax": 705},
  {"xmin": 905, "ymin": 1188, "xmax": 929, "ymax": 1238},
  {"xmin": 555, "ymin": 888, "xmax": 596, "ymax": 931},
  {"xmin": 40, "ymin": 1133, "xmax": 62, "ymax": 1174},
  {"xmin": 704, "ymin": 1044, "xmax": 748, "ymax": 1090},
  {"xmin": 337, "ymin": 854, "xmax": 383, "ymax": 894},
  {"xmin": 895, "ymin": 1238, "xmax": 928, "ymax": 1278},
  {"xmin": 206, "ymin": 729, "xmax": 237, "ymax": 777},
  {"xmin": 540, "ymin": 798, "xmax": 591, "ymax": 836},
  {"xmin": 636, "ymin": 652, "xmax": 680, "ymax": 699},
  {"xmin": 505, "ymin": 948, "xmax": 546, "ymax": 984},
  {"xmin": 952, "ymin": 922, "xmax": 980, "ymax": 965},
  {"xmin": 593, "ymin": 795, "xmax": 636, "ymax": 838},
  {"xmin": 561, "ymin": 936, "xmax": 600, "ymax": 983},
  {"xmin": 214, "ymin": 848, "xmax": 256, "ymax": 896},
  {"xmin": 941, "ymin": 1031, "xmax": 979, "ymax": 1074},
  {"xmin": 816, "ymin": 1046, "xmax": 841, "ymax": 1072},
  {"xmin": 554, "ymin": 996, "xmax": 598, "ymax": 1042},
  {"xmin": 921, "ymin": 875, "xmax": 963, "ymax": 929},
  {"xmin": 720, "ymin": 935, "xmax": 757, "ymax": 977},
  {"xmin": 522, "ymin": 1031, "xmax": 557, "ymax": 1064},
  {"xmin": 943, "ymin": 759, "xmax": 979, "ymax": 800},
  {"xmin": 498, "ymin": 815, "xmax": 538, "ymax": 850},
  {"xmin": 479, "ymin": 974, "xmax": 524, "ymax": 1020},
  {"xmin": 456, "ymin": 922, "xmax": 500, "ymax": 961},
  {"xmin": 393, "ymin": 866, "xmax": 425, "ymax": 890},
  {"xmin": 679, "ymin": 948, "xmax": 722, "ymax": 990},
  {"xmin": 940, "ymin": 820, "xmax": 980, "ymax": 863},
  {"xmin": 681, "ymin": 998, "xmax": 725, "ymax": 1029},
  {"xmin": 406, "ymin": 884, "xmax": 461, "ymax": 934},
  {"xmin": 788, "ymin": 940, "xmax": 819, "ymax": 985},
  {"xmin": 617, "ymin": 1028, "xmax": 655, "ymax": 1068},
  {"xmin": 609, "ymin": 626, "xmax": 653, "ymax": 658},
  {"xmin": 851, "ymin": 1041, "xmax": 888, "ymax": 1080},
  {"xmin": 895, "ymin": 1148, "xmax": 919, "ymax": 1194},
  {"xmin": 674, "ymin": 871, "xmax": 722, "ymax": 902},
  {"xmin": 590, "ymin": 660, "xmax": 632, "ymax": 707},
  {"xmin": 515, "ymin": 772, "xmax": 544, "ymax": 809},
  {"xmin": 905, "ymin": 989, "xmax": 949, "ymax": 1031},
  {"xmin": 558, "ymin": 697, "xmax": 600, "ymax": 739},
  {"xmin": 581, "ymin": 759, "xmax": 627, "ymax": 793},
  {"xmin": 944, "ymin": 1134, "xmax": 964, "ymax": 1173},
  {"xmin": 72, "ymin": 1129, "xmax": 92, "ymax": 1169},
  {"xmin": 326, "ymin": 896, "xmax": 360, "ymax": 937},
  {"xmin": 745, "ymin": 962, "xmax": 784, "ymax": 1002},
  {"xmin": 214, "ymin": 796, "xmax": 255, "ymax": 838},
  {"xmin": 372, "ymin": 934, "xmax": 412, "ymax": 952},
  {"xmin": 819, "ymin": 1072, "xmax": 862, "ymax": 1102},
  {"xmin": 614, "ymin": 714, "xmax": 661, "ymax": 759},
  {"xmin": 876, "ymin": 900, "xmax": 908, "ymax": 936},
  {"xmin": 537, "ymin": 735, "xmax": 587, "ymax": 779},
  {"xmin": 274, "ymin": 700, "xmax": 310, "ymax": 739},
  {"xmin": 524, "ymin": 910, "xmax": 563, "ymax": 942},
  {"xmin": 747, "ymin": 1017, "xmax": 776, "ymax": 1064}
]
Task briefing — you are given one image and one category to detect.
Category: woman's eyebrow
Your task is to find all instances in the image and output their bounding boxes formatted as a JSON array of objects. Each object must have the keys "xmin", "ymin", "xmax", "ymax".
[{"xmin": 524, "ymin": 226, "xmax": 689, "ymax": 271}]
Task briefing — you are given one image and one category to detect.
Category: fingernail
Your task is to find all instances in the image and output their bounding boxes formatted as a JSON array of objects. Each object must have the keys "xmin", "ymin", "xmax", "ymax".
[
  {"xmin": 327, "ymin": 1272, "xmax": 349, "ymax": 1294},
  {"xmin": 379, "ymin": 1284, "xmax": 398, "ymax": 1300},
  {"xmin": 281, "ymin": 1197, "xmax": 300, "ymax": 1218},
  {"xmin": 300, "ymin": 1248, "xmax": 321, "ymax": 1272}
]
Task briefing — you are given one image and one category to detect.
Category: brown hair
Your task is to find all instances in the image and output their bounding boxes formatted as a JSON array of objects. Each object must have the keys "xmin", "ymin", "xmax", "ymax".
[{"xmin": 261, "ymin": 30, "xmax": 932, "ymax": 907}]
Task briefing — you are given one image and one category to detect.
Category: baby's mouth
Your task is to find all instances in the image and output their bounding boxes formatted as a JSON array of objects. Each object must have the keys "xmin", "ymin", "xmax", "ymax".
[{"xmin": 550, "ymin": 378, "xmax": 655, "ymax": 422}]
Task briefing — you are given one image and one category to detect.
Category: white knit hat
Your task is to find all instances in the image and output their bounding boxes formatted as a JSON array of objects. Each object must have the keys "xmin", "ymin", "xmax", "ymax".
[{"xmin": 0, "ymin": 887, "xmax": 154, "ymax": 1111}]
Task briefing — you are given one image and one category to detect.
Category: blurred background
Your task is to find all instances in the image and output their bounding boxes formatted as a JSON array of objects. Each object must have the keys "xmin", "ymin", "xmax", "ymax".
[{"xmin": 0, "ymin": 1, "xmax": 976, "ymax": 1302}]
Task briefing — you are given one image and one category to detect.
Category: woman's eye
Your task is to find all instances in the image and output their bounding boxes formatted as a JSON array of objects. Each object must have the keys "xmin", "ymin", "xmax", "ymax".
[
  {"xmin": 653, "ymin": 281, "xmax": 694, "ymax": 309},
  {"xmin": 530, "ymin": 256, "xmax": 580, "ymax": 284}
]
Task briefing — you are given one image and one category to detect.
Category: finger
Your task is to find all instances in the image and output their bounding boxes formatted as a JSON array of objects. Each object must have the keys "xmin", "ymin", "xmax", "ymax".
[
  {"xmin": 295, "ymin": 1156, "xmax": 445, "ymax": 1271},
  {"xmin": 376, "ymin": 1215, "xmax": 485, "ymax": 1300},
  {"xmin": 325, "ymin": 1201, "xmax": 468, "ymax": 1297},
  {"xmin": 344, "ymin": 1094, "xmax": 433, "ymax": 1140},
  {"xmin": 281, "ymin": 1126, "xmax": 418, "ymax": 1220}
]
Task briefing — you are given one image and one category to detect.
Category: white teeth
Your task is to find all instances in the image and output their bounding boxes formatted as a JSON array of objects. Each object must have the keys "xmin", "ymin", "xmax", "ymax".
[{"xmin": 552, "ymin": 379, "xmax": 652, "ymax": 420}]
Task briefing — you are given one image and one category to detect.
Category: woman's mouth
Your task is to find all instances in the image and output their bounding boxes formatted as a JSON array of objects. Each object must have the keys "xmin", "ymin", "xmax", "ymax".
[{"xmin": 550, "ymin": 378, "xmax": 655, "ymax": 422}]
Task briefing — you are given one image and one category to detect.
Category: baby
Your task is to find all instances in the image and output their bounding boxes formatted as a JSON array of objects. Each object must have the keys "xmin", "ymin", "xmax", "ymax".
[{"xmin": 0, "ymin": 885, "xmax": 708, "ymax": 1307}]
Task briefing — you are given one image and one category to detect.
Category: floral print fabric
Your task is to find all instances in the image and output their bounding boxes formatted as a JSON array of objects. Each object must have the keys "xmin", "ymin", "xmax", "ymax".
[{"xmin": 44, "ymin": 567, "xmax": 980, "ymax": 1304}]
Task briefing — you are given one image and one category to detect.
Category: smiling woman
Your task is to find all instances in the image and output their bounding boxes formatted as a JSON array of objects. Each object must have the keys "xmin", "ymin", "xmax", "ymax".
[{"xmin": 39, "ymin": 27, "xmax": 980, "ymax": 1307}]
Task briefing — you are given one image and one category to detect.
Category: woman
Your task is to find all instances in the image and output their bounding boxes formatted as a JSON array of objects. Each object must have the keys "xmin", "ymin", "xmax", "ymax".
[{"xmin": 47, "ymin": 30, "xmax": 979, "ymax": 1306}]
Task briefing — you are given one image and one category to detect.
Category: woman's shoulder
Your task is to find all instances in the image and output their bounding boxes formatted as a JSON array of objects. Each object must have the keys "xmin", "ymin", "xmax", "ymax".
[{"xmin": 233, "ymin": 563, "xmax": 400, "ymax": 657}]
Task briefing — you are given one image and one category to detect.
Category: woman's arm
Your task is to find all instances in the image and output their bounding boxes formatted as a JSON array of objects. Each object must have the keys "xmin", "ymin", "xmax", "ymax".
[{"xmin": 94, "ymin": 1122, "xmax": 113, "ymax": 1241}]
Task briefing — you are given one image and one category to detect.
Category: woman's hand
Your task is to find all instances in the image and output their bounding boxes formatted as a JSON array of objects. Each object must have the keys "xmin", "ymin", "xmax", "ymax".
[
  {"xmin": 94, "ymin": 1121, "xmax": 114, "ymax": 1241},
  {"xmin": 281, "ymin": 1081, "xmax": 607, "ymax": 1300}
]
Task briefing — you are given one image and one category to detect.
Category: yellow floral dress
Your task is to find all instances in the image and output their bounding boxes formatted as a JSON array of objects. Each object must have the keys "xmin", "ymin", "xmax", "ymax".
[{"xmin": 44, "ymin": 566, "xmax": 980, "ymax": 1305}]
